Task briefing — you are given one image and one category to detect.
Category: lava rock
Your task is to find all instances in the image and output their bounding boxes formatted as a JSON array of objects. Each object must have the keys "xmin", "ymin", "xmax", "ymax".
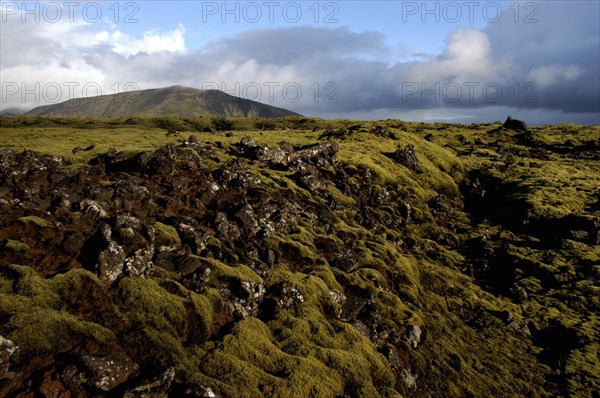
[
  {"xmin": 81, "ymin": 352, "xmax": 139, "ymax": 391},
  {"xmin": 0, "ymin": 335, "xmax": 17, "ymax": 379},
  {"xmin": 228, "ymin": 280, "xmax": 266, "ymax": 318},
  {"xmin": 340, "ymin": 286, "xmax": 373, "ymax": 322},
  {"xmin": 292, "ymin": 141, "xmax": 339, "ymax": 168},
  {"xmin": 124, "ymin": 367, "xmax": 175, "ymax": 398},
  {"xmin": 214, "ymin": 159, "xmax": 261, "ymax": 189},
  {"xmin": 79, "ymin": 223, "xmax": 126, "ymax": 284},
  {"xmin": 80, "ymin": 199, "xmax": 109, "ymax": 219},
  {"xmin": 124, "ymin": 246, "xmax": 154, "ymax": 277},
  {"xmin": 392, "ymin": 144, "xmax": 420, "ymax": 172},
  {"xmin": 404, "ymin": 324, "xmax": 422, "ymax": 348},
  {"xmin": 256, "ymin": 146, "xmax": 289, "ymax": 169},
  {"xmin": 238, "ymin": 136, "xmax": 258, "ymax": 151},
  {"xmin": 330, "ymin": 249, "xmax": 364, "ymax": 273},
  {"xmin": 370, "ymin": 125, "xmax": 398, "ymax": 139},
  {"xmin": 215, "ymin": 212, "xmax": 241, "ymax": 242},
  {"xmin": 154, "ymin": 248, "xmax": 205, "ymax": 275},
  {"xmin": 502, "ymin": 116, "xmax": 528, "ymax": 131}
]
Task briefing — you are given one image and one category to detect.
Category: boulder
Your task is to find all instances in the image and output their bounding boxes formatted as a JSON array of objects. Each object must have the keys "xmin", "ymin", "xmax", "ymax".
[
  {"xmin": 154, "ymin": 248, "xmax": 205, "ymax": 275},
  {"xmin": 277, "ymin": 286, "xmax": 304, "ymax": 309},
  {"xmin": 292, "ymin": 141, "xmax": 339, "ymax": 168},
  {"xmin": 330, "ymin": 249, "xmax": 364, "ymax": 273},
  {"xmin": 502, "ymin": 116, "xmax": 528, "ymax": 131},
  {"xmin": 72, "ymin": 145, "xmax": 95, "ymax": 154},
  {"xmin": 404, "ymin": 324, "xmax": 422, "ymax": 348},
  {"xmin": 89, "ymin": 147, "xmax": 127, "ymax": 172},
  {"xmin": 340, "ymin": 286, "xmax": 373, "ymax": 322},
  {"xmin": 0, "ymin": 335, "xmax": 17, "ymax": 379},
  {"xmin": 214, "ymin": 159, "xmax": 261, "ymax": 189},
  {"xmin": 392, "ymin": 144, "xmax": 420, "ymax": 172},
  {"xmin": 215, "ymin": 212, "xmax": 241, "ymax": 242},
  {"xmin": 235, "ymin": 204, "xmax": 260, "ymax": 236},
  {"xmin": 228, "ymin": 280, "xmax": 266, "ymax": 318},
  {"xmin": 370, "ymin": 125, "xmax": 398, "ymax": 139},
  {"xmin": 80, "ymin": 199, "xmax": 109, "ymax": 219},
  {"xmin": 256, "ymin": 146, "xmax": 289, "ymax": 169},
  {"xmin": 81, "ymin": 352, "xmax": 139, "ymax": 391},
  {"xmin": 124, "ymin": 367, "xmax": 175, "ymax": 398},
  {"xmin": 124, "ymin": 246, "xmax": 154, "ymax": 277},
  {"xmin": 79, "ymin": 223, "xmax": 125, "ymax": 284},
  {"xmin": 134, "ymin": 145, "xmax": 203, "ymax": 175}
]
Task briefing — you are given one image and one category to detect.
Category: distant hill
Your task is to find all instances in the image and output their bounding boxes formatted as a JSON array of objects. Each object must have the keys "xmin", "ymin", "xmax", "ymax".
[
  {"xmin": 25, "ymin": 85, "xmax": 300, "ymax": 118},
  {"xmin": 0, "ymin": 107, "xmax": 27, "ymax": 116}
]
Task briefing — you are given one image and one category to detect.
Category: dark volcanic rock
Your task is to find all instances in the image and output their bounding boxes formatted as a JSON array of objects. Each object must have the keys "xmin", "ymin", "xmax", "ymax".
[
  {"xmin": 0, "ymin": 335, "xmax": 17, "ymax": 379},
  {"xmin": 155, "ymin": 248, "xmax": 205, "ymax": 275},
  {"xmin": 391, "ymin": 144, "xmax": 420, "ymax": 172},
  {"xmin": 124, "ymin": 367, "xmax": 175, "ymax": 398},
  {"xmin": 214, "ymin": 159, "xmax": 260, "ymax": 189},
  {"xmin": 503, "ymin": 116, "xmax": 528, "ymax": 131},
  {"xmin": 256, "ymin": 146, "xmax": 289, "ymax": 169},
  {"xmin": 79, "ymin": 223, "xmax": 126, "ymax": 284},
  {"xmin": 134, "ymin": 144, "xmax": 204, "ymax": 175},
  {"xmin": 370, "ymin": 125, "xmax": 398, "ymax": 139},
  {"xmin": 340, "ymin": 285, "xmax": 373, "ymax": 322},
  {"xmin": 81, "ymin": 352, "xmax": 139, "ymax": 391},
  {"xmin": 292, "ymin": 141, "xmax": 339, "ymax": 168}
]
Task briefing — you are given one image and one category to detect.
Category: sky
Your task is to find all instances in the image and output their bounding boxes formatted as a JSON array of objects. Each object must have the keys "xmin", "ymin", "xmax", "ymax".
[{"xmin": 1, "ymin": 0, "xmax": 599, "ymax": 124}]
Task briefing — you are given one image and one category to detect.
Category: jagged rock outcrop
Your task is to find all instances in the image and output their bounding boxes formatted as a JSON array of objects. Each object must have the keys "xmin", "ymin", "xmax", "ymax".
[
  {"xmin": 391, "ymin": 144, "xmax": 421, "ymax": 172},
  {"xmin": 502, "ymin": 116, "xmax": 528, "ymax": 131}
]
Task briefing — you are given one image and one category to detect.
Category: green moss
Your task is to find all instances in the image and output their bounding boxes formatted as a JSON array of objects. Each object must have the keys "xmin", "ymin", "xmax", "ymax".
[
  {"xmin": 2, "ymin": 304, "xmax": 114, "ymax": 358},
  {"xmin": 204, "ymin": 258, "xmax": 263, "ymax": 285},
  {"xmin": 153, "ymin": 222, "xmax": 181, "ymax": 246},
  {"xmin": 200, "ymin": 317, "xmax": 348, "ymax": 397},
  {"xmin": 117, "ymin": 276, "xmax": 187, "ymax": 337},
  {"xmin": 0, "ymin": 265, "xmax": 115, "ymax": 359},
  {"xmin": 1, "ymin": 265, "xmax": 61, "ymax": 308},
  {"xmin": 18, "ymin": 216, "xmax": 54, "ymax": 228},
  {"xmin": 136, "ymin": 326, "xmax": 203, "ymax": 382},
  {"xmin": 190, "ymin": 292, "xmax": 213, "ymax": 340},
  {"xmin": 116, "ymin": 227, "xmax": 136, "ymax": 244},
  {"xmin": 5, "ymin": 239, "xmax": 30, "ymax": 253},
  {"xmin": 0, "ymin": 117, "xmax": 598, "ymax": 396},
  {"xmin": 49, "ymin": 268, "xmax": 103, "ymax": 295}
]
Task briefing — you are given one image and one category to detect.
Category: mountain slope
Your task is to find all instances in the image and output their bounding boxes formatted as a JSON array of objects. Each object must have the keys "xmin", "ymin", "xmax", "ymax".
[
  {"xmin": 25, "ymin": 85, "xmax": 300, "ymax": 118},
  {"xmin": 0, "ymin": 107, "xmax": 26, "ymax": 116}
]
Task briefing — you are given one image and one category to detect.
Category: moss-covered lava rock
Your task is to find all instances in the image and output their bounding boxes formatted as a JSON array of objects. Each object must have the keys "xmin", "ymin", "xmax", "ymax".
[{"xmin": 0, "ymin": 117, "xmax": 598, "ymax": 397}]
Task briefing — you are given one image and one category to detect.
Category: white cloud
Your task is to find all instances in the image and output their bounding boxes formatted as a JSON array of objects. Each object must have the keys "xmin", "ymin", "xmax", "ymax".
[
  {"xmin": 528, "ymin": 64, "xmax": 581, "ymax": 87},
  {"xmin": 1, "ymin": 2, "xmax": 598, "ymax": 123},
  {"xmin": 110, "ymin": 24, "xmax": 187, "ymax": 56}
]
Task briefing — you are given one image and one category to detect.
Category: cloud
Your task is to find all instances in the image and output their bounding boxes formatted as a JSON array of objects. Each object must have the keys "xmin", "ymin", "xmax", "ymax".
[
  {"xmin": 201, "ymin": 26, "xmax": 388, "ymax": 64},
  {"xmin": 528, "ymin": 64, "xmax": 581, "ymax": 87},
  {"xmin": 104, "ymin": 24, "xmax": 187, "ymax": 56},
  {"xmin": 1, "ymin": 2, "xmax": 598, "ymax": 124}
]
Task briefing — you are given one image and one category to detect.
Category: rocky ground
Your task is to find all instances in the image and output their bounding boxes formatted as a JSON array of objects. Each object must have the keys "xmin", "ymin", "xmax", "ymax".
[{"xmin": 0, "ymin": 117, "xmax": 598, "ymax": 397}]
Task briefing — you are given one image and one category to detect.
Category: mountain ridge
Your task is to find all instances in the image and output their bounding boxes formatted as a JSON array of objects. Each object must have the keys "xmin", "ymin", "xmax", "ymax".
[{"xmin": 25, "ymin": 85, "xmax": 300, "ymax": 118}]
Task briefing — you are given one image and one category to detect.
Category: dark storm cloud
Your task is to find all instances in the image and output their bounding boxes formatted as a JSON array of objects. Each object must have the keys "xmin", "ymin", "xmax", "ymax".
[
  {"xmin": 170, "ymin": 2, "xmax": 598, "ymax": 120},
  {"xmin": 1, "ymin": 2, "xmax": 598, "ymax": 123},
  {"xmin": 201, "ymin": 26, "xmax": 389, "ymax": 64}
]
